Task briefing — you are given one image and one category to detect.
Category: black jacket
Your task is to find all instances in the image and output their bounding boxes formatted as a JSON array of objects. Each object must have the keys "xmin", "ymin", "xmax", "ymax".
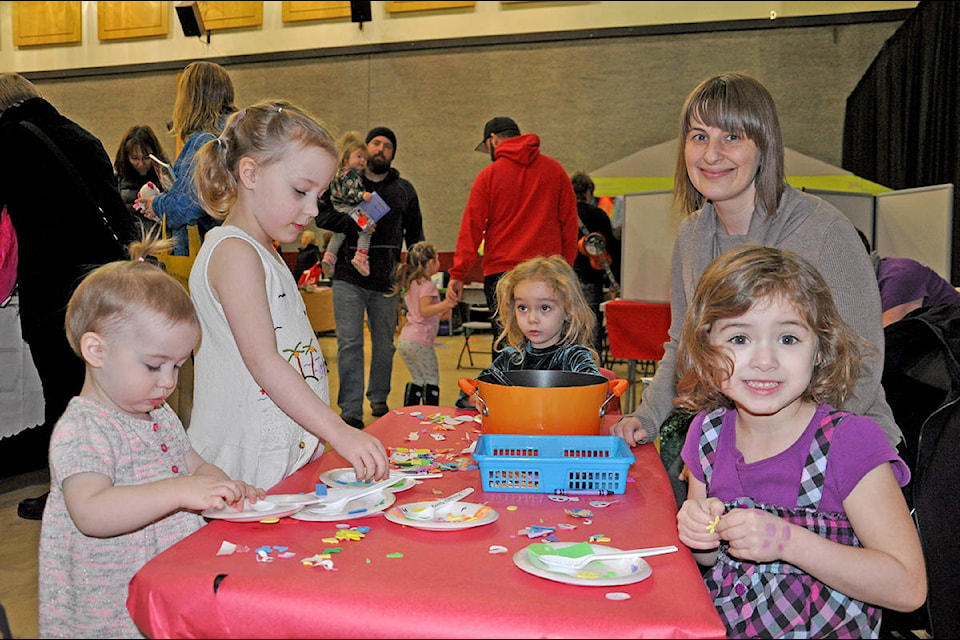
[
  {"xmin": 315, "ymin": 167, "xmax": 424, "ymax": 292},
  {"xmin": 882, "ymin": 303, "xmax": 960, "ymax": 637},
  {"xmin": 0, "ymin": 98, "xmax": 135, "ymax": 341},
  {"xmin": 574, "ymin": 200, "xmax": 619, "ymax": 287}
]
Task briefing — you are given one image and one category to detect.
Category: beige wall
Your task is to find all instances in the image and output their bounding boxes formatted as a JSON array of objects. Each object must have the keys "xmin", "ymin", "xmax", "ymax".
[
  {"xmin": 0, "ymin": 2, "xmax": 918, "ymax": 74},
  {"xmin": 9, "ymin": 2, "xmax": 916, "ymax": 253}
]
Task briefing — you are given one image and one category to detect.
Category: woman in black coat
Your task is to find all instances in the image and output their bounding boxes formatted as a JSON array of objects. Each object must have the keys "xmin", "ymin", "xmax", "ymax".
[{"xmin": 0, "ymin": 73, "xmax": 137, "ymax": 518}]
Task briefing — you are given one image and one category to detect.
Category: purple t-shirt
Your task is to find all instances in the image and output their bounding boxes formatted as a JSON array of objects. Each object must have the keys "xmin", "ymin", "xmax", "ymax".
[
  {"xmin": 681, "ymin": 404, "xmax": 909, "ymax": 514},
  {"xmin": 877, "ymin": 256, "xmax": 960, "ymax": 312}
]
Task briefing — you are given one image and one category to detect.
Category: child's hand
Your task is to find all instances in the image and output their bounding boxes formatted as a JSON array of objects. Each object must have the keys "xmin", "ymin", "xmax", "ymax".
[
  {"xmin": 180, "ymin": 476, "xmax": 264, "ymax": 512},
  {"xmin": 677, "ymin": 496, "xmax": 724, "ymax": 550},
  {"xmin": 327, "ymin": 422, "xmax": 390, "ymax": 483},
  {"xmin": 716, "ymin": 507, "xmax": 793, "ymax": 563},
  {"xmin": 362, "ymin": 191, "xmax": 372, "ymax": 202}
]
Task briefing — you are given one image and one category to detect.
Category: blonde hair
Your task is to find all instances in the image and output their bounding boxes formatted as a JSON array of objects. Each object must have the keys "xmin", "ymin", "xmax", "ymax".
[
  {"xmin": 674, "ymin": 244, "xmax": 872, "ymax": 412},
  {"xmin": 494, "ymin": 255, "xmax": 597, "ymax": 362},
  {"xmin": 65, "ymin": 231, "xmax": 198, "ymax": 356},
  {"xmin": 192, "ymin": 99, "xmax": 337, "ymax": 219},
  {"xmin": 336, "ymin": 130, "xmax": 368, "ymax": 171},
  {"xmin": 674, "ymin": 72, "xmax": 785, "ymax": 219},
  {"xmin": 170, "ymin": 61, "xmax": 236, "ymax": 141},
  {"xmin": 390, "ymin": 241, "xmax": 438, "ymax": 297},
  {"xmin": 300, "ymin": 229, "xmax": 317, "ymax": 246},
  {"xmin": 0, "ymin": 73, "xmax": 41, "ymax": 112}
]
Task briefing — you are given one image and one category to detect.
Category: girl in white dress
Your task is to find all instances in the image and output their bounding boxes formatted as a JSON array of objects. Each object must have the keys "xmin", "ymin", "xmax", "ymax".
[{"xmin": 186, "ymin": 100, "xmax": 389, "ymax": 489}]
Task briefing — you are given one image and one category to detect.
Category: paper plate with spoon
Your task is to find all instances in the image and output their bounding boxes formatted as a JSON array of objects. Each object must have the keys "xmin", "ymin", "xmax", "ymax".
[{"xmin": 514, "ymin": 541, "xmax": 677, "ymax": 586}]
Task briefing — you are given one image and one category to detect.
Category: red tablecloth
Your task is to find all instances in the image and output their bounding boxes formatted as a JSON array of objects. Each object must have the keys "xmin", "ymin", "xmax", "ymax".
[{"xmin": 127, "ymin": 408, "xmax": 724, "ymax": 639}]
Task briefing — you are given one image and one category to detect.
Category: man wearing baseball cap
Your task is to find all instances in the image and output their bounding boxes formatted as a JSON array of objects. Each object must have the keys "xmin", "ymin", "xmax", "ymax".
[
  {"xmin": 315, "ymin": 125, "xmax": 424, "ymax": 429},
  {"xmin": 448, "ymin": 116, "xmax": 579, "ymax": 347}
]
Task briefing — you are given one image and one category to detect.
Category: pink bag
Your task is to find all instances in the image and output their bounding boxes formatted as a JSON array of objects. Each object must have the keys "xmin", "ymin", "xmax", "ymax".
[{"xmin": 0, "ymin": 206, "xmax": 17, "ymax": 302}]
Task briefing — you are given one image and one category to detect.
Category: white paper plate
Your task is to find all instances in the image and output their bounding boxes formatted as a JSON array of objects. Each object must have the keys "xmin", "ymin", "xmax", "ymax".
[
  {"xmin": 318, "ymin": 468, "xmax": 416, "ymax": 493},
  {"xmin": 384, "ymin": 501, "xmax": 499, "ymax": 531},
  {"xmin": 513, "ymin": 543, "xmax": 653, "ymax": 586},
  {"xmin": 201, "ymin": 499, "xmax": 304, "ymax": 522},
  {"xmin": 291, "ymin": 491, "xmax": 395, "ymax": 521}
]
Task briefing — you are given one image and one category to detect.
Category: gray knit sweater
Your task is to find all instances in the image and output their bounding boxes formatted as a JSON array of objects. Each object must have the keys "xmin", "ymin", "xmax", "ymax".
[{"xmin": 632, "ymin": 185, "xmax": 903, "ymax": 447}]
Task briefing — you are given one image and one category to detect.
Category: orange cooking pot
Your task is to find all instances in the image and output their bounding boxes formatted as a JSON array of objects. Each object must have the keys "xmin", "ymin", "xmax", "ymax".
[{"xmin": 457, "ymin": 370, "xmax": 628, "ymax": 436}]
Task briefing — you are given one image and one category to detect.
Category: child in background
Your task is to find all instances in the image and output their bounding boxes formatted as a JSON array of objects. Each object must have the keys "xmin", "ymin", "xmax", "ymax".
[
  {"xmin": 294, "ymin": 228, "xmax": 322, "ymax": 283},
  {"xmin": 186, "ymin": 100, "xmax": 389, "ymax": 490},
  {"xmin": 456, "ymin": 254, "xmax": 600, "ymax": 409},
  {"xmin": 38, "ymin": 233, "xmax": 264, "ymax": 639},
  {"xmin": 391, "ymin": 241, "xmax": 458, "ymax": 406},
  {"xmin": 322, "ymin": 130, "xmax": 374, "ymax": 277},
  {"xmin": 674, "ymin": 245, "xmax": 925, "ymax": 638}
]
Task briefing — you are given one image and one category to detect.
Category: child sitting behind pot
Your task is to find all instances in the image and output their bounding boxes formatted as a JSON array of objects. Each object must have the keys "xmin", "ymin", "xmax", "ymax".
[{"xmin": 456, "ymin": 255, "xmax": 600, "ymax": 409}]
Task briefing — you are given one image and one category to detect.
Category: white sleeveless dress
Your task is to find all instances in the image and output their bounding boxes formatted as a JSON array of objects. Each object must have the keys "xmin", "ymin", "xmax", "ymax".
[{"xmin": 188, "ymin": 225, "xmax": 326, "ymax": 489}]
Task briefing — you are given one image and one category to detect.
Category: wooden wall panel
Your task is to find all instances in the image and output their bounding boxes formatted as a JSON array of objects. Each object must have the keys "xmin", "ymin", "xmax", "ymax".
[
  {"xmin": 281, "ymin": 1, "xmax": 351, "ymax": 23},
  {"xmin": 385, "ymin": 2, "xmax": 475, "ymax": 14},
  {"xmin": 197, "ymin": 1, "xmax": 263, "ymax": 30},
  {"xmin": 97, "ymin": 1, "xmax": 170, "ymax": 41},
  {"xmin": 12, "ymin": 1, "xmax": 82, "ymax": 47}
]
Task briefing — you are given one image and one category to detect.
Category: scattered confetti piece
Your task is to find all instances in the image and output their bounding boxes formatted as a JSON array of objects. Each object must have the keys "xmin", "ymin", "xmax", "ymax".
[
  {"xmin": 217, "ymin": 541, "xmax": 237, "ymax": 555},
  {"xmin": 406, "ymin": 432, "xmax": 420, "ymax": 441},
  {"xmin": 429, "ymin": 433, "xmax": 446, "ymax": 441},
  {"xmin": 488, "ymin": 545, "xmax": 509, "ymax": 554},
  {"xmin": 548, "ymin": 495, "xmax": 579, "ymax": 503},
  {"xmin": 385, "ymin": 552, "xmax": 404, "ymax": 558},
  {"xmin": 589, "ymin": 535, "xmax": 611, "ymax": 543},
  {"xmin": 707, "ymin": 515, "xmax": 720, "ymax": 534},
  {"xmin": 302, "ymin": 555, "xmax": 335, "ymax": 569},
  {"xmin": 506, "ymin": 505, "xmax": 519, "ymax": 511},
  {"xmin": 606, "ymin": 592, "xmax": 632, "ymax": 601},
  {"xmin": 556, "ymin": 523, "xmax": 577, "ymax": 530},
  {"xmin": 565, "ymin": 508, "xmax": 594, "ymax": 519}
]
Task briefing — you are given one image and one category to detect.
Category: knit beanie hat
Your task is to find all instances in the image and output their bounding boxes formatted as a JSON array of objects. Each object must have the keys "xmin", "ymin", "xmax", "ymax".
[{"xmin": 365, "ymin": 126, "xmax": 397, "ymax": 155}]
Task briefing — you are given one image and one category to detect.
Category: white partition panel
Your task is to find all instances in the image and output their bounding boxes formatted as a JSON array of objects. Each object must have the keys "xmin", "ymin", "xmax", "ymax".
[
  {"xmin": 803, "ymin": 188, "xmax": 876, "ymax": 248},
  {"xmin": 620, "ymin": 190, "xmax": 681, "ymax": 302},
  {"xmin": 875, "ymin": 184, "xmax": 954, "ymax": 282}
]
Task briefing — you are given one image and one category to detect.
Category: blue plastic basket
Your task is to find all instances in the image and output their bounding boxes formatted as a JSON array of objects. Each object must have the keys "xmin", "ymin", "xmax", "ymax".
[{"xmin": 473, "ymin": 434, "xmax": 636, "ymax": 494}]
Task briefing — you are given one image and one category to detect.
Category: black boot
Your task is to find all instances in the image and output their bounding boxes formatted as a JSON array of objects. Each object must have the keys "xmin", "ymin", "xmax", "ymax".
[
  {"xmin": 423, "ymin": 384, "xmax": 440, "ymax": 407},
  {"xmin": 403, "ymin": 383, "xmax": 423, "ymax": 406}
]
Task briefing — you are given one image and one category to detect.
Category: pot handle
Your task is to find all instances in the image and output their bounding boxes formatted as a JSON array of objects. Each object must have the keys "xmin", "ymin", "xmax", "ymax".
[
  {"xmin": 599, "ymin": 379, "xmax": 630, "ymax": 418},
  {"xmin": 456, "ymin": 378, "xmax": 488, "ymax": 416}
]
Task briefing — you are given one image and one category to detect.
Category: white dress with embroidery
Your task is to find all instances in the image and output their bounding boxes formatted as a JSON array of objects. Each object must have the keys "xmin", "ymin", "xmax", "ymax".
[{"xmin": 188, "ymin": 225, "xmax": 326, "ymax": 489}]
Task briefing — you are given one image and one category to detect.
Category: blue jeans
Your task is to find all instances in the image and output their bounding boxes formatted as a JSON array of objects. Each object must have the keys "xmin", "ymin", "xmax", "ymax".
[{"xmin": 332, "ymin": 279, "xmax": 399, "ymax": 420}]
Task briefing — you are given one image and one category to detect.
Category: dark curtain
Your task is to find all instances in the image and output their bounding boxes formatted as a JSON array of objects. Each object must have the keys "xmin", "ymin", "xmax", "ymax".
[{"xmin": 843, "ymin": 0, "xmax": 960, "ymax": 281}]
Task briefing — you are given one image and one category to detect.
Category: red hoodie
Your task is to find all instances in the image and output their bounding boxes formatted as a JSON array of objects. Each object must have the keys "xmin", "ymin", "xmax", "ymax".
[{"xmin": 450, "ymin": 133, "xmax": 578, "ymax": 280}]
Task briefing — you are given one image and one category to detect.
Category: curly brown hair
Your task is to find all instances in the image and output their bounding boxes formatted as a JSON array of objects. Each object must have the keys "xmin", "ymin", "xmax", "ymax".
[{"xmin": 674, "ymin": 244, "xmax": 874, "ymax": 412}]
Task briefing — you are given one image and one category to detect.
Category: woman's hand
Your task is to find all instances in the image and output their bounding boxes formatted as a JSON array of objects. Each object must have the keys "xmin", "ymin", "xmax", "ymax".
[
  {"xmin": 136, "ymin": 194, "xmax": 158, "ymax": 221},
  {"xmin": 609, "ymin": 414, "xmax": 647, "ymax": 446}
]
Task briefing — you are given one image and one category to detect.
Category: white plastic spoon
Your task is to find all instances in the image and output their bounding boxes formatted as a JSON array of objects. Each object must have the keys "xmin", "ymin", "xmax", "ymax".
[
  {"xmin": 402, "ymin": 487, "xmax": 475, "ymax": 520},
  {"xmin": 535, "ymin": 545, "xmax": 678, "ymax": 571},
  {"xmin": 307, "ymin": 477, "xmax": 399, "ymax": 514}
]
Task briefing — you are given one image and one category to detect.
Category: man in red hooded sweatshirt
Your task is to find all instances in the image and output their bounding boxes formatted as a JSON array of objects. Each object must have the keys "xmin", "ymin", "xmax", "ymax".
[{"xmin": 447, "ymin": 116, "xmax": 579, "ymax": 344}]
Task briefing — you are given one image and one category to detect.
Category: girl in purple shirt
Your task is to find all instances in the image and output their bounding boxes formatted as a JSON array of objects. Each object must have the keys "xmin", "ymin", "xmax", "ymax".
[{"xmin": 675, "ymin": 245, "xmax": 925, "ymax": 639}]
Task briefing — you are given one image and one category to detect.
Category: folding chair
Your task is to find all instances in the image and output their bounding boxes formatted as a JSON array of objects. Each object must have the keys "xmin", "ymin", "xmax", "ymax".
[
  {"xmin": 604, "ymin": 300, "xmax": 671, "ymax": 413},
  {"xmin": 457, "ymin": 304, "xmax": 492, "ymax": 369}
]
